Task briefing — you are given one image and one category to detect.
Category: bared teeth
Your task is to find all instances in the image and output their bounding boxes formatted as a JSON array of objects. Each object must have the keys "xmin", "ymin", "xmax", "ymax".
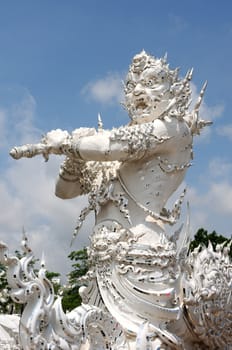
[{"xmin": 135, "ymin": 98, "xmax": 147, "ymax": 109}]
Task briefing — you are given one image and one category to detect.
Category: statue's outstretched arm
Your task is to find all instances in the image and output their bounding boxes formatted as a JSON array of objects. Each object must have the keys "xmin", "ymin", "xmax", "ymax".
[
  {"xmin": 59, "ymin": 122, "xmax": 172, "ymax": 198},
  {"xmin": 10, "ymin": 122, "xmax": 172, "ymax": 199},
  {"xmin": 10, "ymin": 122, "xmax": 171, "ymax": 163}
]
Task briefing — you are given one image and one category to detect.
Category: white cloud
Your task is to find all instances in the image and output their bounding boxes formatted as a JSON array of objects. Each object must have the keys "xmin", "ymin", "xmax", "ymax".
[
  {"xmin": 0, "ymin": 89, "xmax": 91, "ymax": 280},
  {"xmin": 186, "ymin": 157, "xmax": 232, "ymax": 238},
  {"xmin": 216, "ymin": 124, "xmax": 232, "ymax": 141},
  {"xmin": 82, "ymin": 73, "xmax": 124, "ymax": 105},
  {"xmin": 0, "ymin": 152, "xmax": 92, "ymax": 279},
  {"xmin": 208, "ymin": 158, "xmax": 232, "ymax": 178},
  {"xmin": 186, "ymin": 88, "xmax": 231, "ymax": 238},
  {"xmin": 208, "ymin": 182, "xmax": 232, "ymax": 214},
  {"xmin": 188, "ymin": 182, "xmax": 232, "ymax": 237}
]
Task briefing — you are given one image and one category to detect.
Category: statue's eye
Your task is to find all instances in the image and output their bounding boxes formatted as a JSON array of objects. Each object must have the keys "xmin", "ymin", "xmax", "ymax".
[
  {"xmin": 145, "ymin": 78, "xmax": 156, "ymax": 87},
  {"xmin": 126, "ymin": 82, "xmax": 135, "ymax": 92},
  {"xmin": 158, "ymin": 70, "xmax": 167, "ymax": 81}
]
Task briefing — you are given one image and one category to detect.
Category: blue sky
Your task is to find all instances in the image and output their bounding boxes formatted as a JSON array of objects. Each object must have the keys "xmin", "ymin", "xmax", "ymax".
[{"xmin": 0, "ymin": 1, "xmax": 231, "ymax": 277}]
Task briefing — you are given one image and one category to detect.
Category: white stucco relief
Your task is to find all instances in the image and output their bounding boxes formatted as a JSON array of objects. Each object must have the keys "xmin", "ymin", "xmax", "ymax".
[{"xmin": 1, "ymin": 51, "xmax": 231, "ymax": 349}]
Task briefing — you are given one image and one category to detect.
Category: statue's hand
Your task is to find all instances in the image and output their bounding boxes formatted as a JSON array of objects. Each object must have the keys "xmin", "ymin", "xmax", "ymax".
[
  {"xmin": 42, "ymin": 128, "xmax": 85, "ymax": 160},
  {"xmin": 10, "ymin": 127, "xmax": 96, "ymax": 161},
  {"xmin": 10, "ymin": 129, "xmax": 72, "ymax": 161},
  {"xmin": 44, "ymin": 129, "xmax": 70, "ymax": 148}
]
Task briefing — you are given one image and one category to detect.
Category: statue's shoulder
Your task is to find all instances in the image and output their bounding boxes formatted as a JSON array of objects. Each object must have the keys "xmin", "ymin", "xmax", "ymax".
[{"xmin": 110, "ymin": 120, "xmax": 172, "ymax": 155}]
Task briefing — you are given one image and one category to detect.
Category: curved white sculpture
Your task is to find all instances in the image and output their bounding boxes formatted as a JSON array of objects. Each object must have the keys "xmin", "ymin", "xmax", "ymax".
[
  {"xmin": 0, "ymin": 314, "xmax": 20, "ymax": 349},
  {"xmin": 2, "ymin": 51, "xmax": 232, "ymax": 349}
]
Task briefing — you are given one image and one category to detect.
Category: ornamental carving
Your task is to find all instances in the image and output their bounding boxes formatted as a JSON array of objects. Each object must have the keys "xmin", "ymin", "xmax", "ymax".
[{"xmin": 1, "ymin": 51, "xmax": 231, "ymax": 349}]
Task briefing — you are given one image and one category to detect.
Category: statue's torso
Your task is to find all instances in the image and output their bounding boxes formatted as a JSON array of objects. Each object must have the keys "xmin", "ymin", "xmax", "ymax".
[
  {"xmin": 96, "ymin": 119, "xmax": 192, "ymax": 241},
  {"xmin": 119, "ymin": 153, "xmax": 189, "ymax": 215}
]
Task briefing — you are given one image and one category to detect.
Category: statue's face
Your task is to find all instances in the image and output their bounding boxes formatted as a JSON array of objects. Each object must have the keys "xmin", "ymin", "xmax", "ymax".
[{"xmin": 124, "ymin": 67, "xmax": 171, "ymax": 123}]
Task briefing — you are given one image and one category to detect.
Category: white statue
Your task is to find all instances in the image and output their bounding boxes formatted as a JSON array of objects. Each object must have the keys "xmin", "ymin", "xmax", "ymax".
[{"xmin": 3, "ymin": 51, "xmax": 231, "ymax": 349}]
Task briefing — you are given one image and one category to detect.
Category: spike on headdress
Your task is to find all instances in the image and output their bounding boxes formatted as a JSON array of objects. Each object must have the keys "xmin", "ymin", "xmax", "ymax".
[
  {"xmin": 41, "ymin": 251, "xmax": 46, "ymax": 268},
  {"xmin": 97, "ymin": 113, "xmax": 103, "ymax": 131},
  {"xmin": 22, "ymin": 226, "xmax": 26, "ymax": 240},
  {"xmin": 162, "ymin": 52, "xmax": 168, "ymax": 63}
]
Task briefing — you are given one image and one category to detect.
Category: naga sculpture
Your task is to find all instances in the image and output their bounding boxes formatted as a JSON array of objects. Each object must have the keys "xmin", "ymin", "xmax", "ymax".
[{"xmin": 1, "ymin": 51, "xmax": 231, "ymax": 349}]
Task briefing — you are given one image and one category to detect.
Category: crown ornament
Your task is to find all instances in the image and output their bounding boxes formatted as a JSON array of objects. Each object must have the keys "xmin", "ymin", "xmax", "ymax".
[{"xmin": 129, "ymin": 50, "xmax": 177, "ymax": 83}]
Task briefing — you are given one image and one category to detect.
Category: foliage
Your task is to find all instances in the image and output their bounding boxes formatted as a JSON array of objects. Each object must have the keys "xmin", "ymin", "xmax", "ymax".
[
  {"xmin": 0, "ymin": 263, "xmax": 12, "ymax": 314},
  {"xmin": 45, "ymin": 271, "xmax": 61, "ymax": 294},
  {"xmin": 0, "ymin": 262, "xmax": 23, "ymax": 314},
  {"xmin": 0, "ymin": 248, "xmax": 29, "ymax": 314},
  {"xmin": 189, "ymin": 228, "xmax": 232, "ymax": 258},
  {"xmin": 61, "ymin": 248, "xmax": 89, "ymax": 312},
  {"xmin": 67, "ymin": 248, "xmax": 89, "ymax": 284}
]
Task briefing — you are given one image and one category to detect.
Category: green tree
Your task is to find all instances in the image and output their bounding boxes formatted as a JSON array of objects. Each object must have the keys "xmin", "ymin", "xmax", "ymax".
[
  {"xmin": 0, "ymin": 248, "xmax": 27, "ymax": 314},
  {"xmin": 45, "ymin": 271, "xmax": 61, "ymax": 295},
  {"xmin": 0, "ymin": 263, "xmax": 13, "ymax": 314},
  {"xmin": 62, "ymin": 248, "xmax": 89, "ymax": 312},
  {"xmin": 0, "ymin": 261, "xmax": 25, "ymax": 314},
  {"xmin": 189, "ymin": 228, "xmax": 232, "ymax": 258}
]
